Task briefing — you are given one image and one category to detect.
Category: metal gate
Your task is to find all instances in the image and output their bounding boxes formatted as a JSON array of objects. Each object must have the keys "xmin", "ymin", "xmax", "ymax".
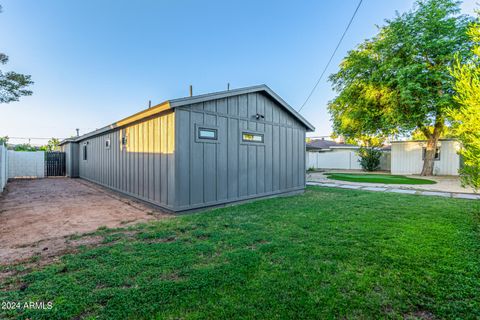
[{"xmin": 45, "ymin": 152, "xmax": 66, "ymax": 176}]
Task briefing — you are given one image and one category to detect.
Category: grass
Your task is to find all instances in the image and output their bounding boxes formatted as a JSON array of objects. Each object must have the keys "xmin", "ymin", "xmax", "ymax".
[
  {"xmin": 326, "ymin": 173, "xmax": 437, "ymax": 184},
  {"xmin": 1, "ymin": 187, "xmax": 479, "ymax": 319}
]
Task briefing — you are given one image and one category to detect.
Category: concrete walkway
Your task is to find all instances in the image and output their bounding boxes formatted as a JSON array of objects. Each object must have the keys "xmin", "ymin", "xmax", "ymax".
[
  {"xmin": 307, "ymin": 181, "xmax": 480, "ymax": 200},
  {"xmin": 307, "ymin": 172, "xmax": 480, "ymax": 200}
]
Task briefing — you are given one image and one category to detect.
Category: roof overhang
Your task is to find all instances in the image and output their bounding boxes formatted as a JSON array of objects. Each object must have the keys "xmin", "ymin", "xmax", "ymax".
[
  {"xmin": 329, "ymin": 145, "xmax": 360, "ymax": 149},
  {"xmin": 169, "ymin": 85, "xmax": 315, "ymax": 132},
  {"xmin": 61, "ymin": 84, "xmax": 315, "ymax": 145},
  {"xmin": 306, "ymin": 148, "xmax": 334, "ymax": 152},
  {"xmin": 391, "ymin": 139, "xmax": 458, "ymax": 143},
  {"xmin": 60, "ymin": 101, "xmax": 171, "ymax": 144}
]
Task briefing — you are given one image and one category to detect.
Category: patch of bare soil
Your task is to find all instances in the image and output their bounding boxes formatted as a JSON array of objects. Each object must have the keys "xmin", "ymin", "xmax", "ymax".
[
  {"xmin": 0, "ymin": 178, "xmax": 172, "ymax": 266},
  {"xmin": 0, "ymin": 234, "xmax": 105, "ymax": 285}
]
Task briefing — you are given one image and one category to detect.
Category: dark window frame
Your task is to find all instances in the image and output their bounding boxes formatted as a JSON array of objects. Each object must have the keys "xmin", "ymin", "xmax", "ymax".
[
  {"xmin": 121, "ymin": 130, "xmax": 127, "ymax": 148},
  {"xmin": 242, "ymin": 131, "xmax": 264, "ymax": 144},
  {"xmin": 198, "ymin": 127, "xmax": 218, "ymax": 140},
  {"xmin": 195, "ymin": 124, "xmax": 219, "ymax": 144},
  {"xmin": 82, "ymin": 144, "xmax": 88, "ymax": 161},
  {"xmin": 422, "ymin": 147, "xmax": 441, "ymax": 161}
]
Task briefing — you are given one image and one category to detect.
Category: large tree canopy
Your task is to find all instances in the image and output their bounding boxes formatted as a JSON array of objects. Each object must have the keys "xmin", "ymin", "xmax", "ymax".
[
  {"xmin": 328, "ymin": 0, "xmax": 472, "ymax": 175},
  {"xmin": 0, "ymin": 5, "xmax": 33, "ymax": 103},
  {"xmin": 450, "ymin": 17, "xmax": 480, "ymax": 191}
]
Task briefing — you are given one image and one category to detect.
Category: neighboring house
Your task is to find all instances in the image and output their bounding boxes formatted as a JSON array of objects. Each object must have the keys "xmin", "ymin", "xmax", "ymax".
[
  {"xmin": 306, "ymin": 139, "xmax": 359, "ymax": 151},
  {"xmin": 60, "ymin": 85, "xmax": 314, "ymax": 212},
  {"xmin": 391, "ymin": 139, "xmax": 461, "ymax": 175},
  {"xmin": 306, "ymin": 139, "xmax": 362, "ymax": 170}
]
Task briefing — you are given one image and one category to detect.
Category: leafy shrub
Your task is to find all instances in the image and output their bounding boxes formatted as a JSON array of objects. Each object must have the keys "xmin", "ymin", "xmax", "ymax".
[
  {"xmin": 358, "ymin": 147, "xmax": 381, "ymax": 171},
  {"xmin": 450, "ymin": 21, "xmax": 480, "ymax": 192},
  {"xmin": 459, "ymin": 151, "xmax": 480, "ymax": 192}
]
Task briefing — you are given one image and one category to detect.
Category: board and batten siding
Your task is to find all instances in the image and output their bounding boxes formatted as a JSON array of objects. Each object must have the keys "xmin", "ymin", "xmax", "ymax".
[
  {"xmin": 78, "ymin": 111, "xmax": 176, "ymax": 209},
  {"xmin": 62, "ymin": 142, "xmax": 80, "ymax": 177},
  {"xmin": 391, "ymin": 140, "xmax": 460, "ymax": 175},
  {"xmin": 174, "ymin": 92, "xmax": 306, "ymax": 211}
]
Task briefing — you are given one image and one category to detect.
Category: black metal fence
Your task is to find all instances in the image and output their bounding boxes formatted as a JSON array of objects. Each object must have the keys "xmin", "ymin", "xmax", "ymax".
[{"xmin": 45, "ymin": 152, "xmax": 66, "ymax": 176}]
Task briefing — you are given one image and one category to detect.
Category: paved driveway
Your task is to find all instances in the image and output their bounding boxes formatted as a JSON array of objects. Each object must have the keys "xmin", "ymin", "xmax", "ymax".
[{"xmin": 0, "ymin": 178, "xmax": 170, "ymax": 264}]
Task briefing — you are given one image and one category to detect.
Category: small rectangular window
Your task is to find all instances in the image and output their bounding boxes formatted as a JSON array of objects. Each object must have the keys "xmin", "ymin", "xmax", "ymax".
[
  {"xmin": 83, "ymin": 145, "xmax": 87, "ymax": 160},
  {"xmin": 121, "ymin": 136, "xmax": 127, "ymax": 146},
  {"xmin": 105, "ymin": 139, "xmax": 111, "ymax": 149},
  {"xmin": 198, "ymin": 128, "xmax": 217, "ymax": 140},
  {"xmin": 422, "ymin": 147, "xmax": 440, "ymax": 161},
  {"xmin": 242, "ymin": 132, "xmax": 264, "ymax": 143}
]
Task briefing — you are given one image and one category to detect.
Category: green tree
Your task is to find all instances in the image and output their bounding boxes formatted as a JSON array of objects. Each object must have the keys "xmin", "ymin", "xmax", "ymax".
[
  {"xmin": 14, "ymin": 143, "xmax": 36, "ymax": 151},
  {"xmin": 450, "ymin": 18, "xmax": 480, "ymax": 191},
  {"xmin": 344, "ymin": 134, "xmax": 386, "ymax": 148},
  {"xmin": 40, "ymin": 138, "xmax": 60, "ymax": 151},
  {"xmin": 328, "ymin": 0, "xmax": 472, "ymax": 176},
  {"xmin": 0, "ymin": 135, "xmax": 8, "ymax": 146},
  {"xmin": 0, "ymin": 5, "xmax": 33, "ymax": 103},
  {"xmin": 410, "ymin": 126, "xmax": 455, "ymax": 140}
]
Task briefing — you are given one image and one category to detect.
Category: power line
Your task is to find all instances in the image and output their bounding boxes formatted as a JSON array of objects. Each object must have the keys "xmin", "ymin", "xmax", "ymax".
[
  {"xmin": 298, "ymin": 0, "xmax": 364, "ymax": 112},
  {"xmin": 7, "ymin": 137, "xmax": 68, "ymax": 140}
]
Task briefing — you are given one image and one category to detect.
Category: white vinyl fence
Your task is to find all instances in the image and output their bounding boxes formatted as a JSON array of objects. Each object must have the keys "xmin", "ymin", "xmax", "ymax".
[
  {"xmin": 7, "ymin": 150, "xmax": 45, "ymax": 179},
  {"xmin": 307, "ymin": 150, "xmax": 391, "ymax": 171},
  {"xmin": 0, "ymin": 145, "xmax": 7, "ymax": 192},
  {"xmin": 307, "ymin": 150, "xmax": 362, "ymax": 170}
]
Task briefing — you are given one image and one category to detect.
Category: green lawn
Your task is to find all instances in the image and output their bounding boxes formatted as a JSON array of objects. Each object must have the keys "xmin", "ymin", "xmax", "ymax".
[
  {"xmin": 326, "ymin": 173, "xmax": 437, "ymax": 184},
  {"xmin": 1, "ymin": 187, "xmax": 479, "ymax": 319}
]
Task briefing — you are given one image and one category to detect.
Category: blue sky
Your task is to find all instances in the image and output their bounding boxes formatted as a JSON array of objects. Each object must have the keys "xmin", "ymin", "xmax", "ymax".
[{"xmin": 0, "ymin": 0, "xmax": 477, "ymax": 145}]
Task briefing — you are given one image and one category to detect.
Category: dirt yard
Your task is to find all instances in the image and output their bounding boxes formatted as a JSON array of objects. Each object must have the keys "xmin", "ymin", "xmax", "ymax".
[{"xmin": 0, "ymin": 178, "xmax": 171, "ymax": 265}]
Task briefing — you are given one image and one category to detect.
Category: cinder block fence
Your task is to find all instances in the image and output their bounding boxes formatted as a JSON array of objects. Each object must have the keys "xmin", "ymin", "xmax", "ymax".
[
  {"xmin": 7, "ymin": 150, "xmax": 45, "ymax": 179},
  {"xmin": 0, "ymin": 148, "xmax": 46, "ymax": 192},
  {"xmin": 0, "ymin": 145, "xmax": 7, "ymax": 192}
]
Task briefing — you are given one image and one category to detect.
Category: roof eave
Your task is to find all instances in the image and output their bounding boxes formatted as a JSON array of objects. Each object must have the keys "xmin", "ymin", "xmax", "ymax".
[
  {"xmin": 170, "ymin": 84, "xmax": 315, "ymax": 132},
  {"xmin": 329, "ymin": 146, "xmax": 360, "ymax": 149},
  {"xmin": 391, "ymin": 138, "xmax": 458, "ymax": 143},
  {"xmin": 68, "ymin": 101, "xmax": 172, "ymax": 143},
  {"xmin": 66, "ymin": 85, "xmax": 315, "ymax": 144}
]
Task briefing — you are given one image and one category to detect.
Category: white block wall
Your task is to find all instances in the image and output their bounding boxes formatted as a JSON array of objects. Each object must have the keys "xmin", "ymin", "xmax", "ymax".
[
  {"xmin": 0, "ymin": 145, "xmax": 7, "ymax": 191},
  {"xmin": 307, "ymin": 149, "xmax": 391, "ymax": 171},
  {"xmin": 8, "ymin": 151, "xmax": 45, "ymax": 178},
  {"xmin": 307, "ymin": 149, "xmax": 363, "ymax": 170},
  {"xmin": 391, "ymin": 140, "xmax": 460, "ymax": 176}
]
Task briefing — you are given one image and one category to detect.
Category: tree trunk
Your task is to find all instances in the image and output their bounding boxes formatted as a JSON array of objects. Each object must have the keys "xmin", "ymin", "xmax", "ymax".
[
  {"xmin": 420, "ymin": 118, "xmax": 443, "ymax": 176},
  {"xmin": 420, "ymin": 135, "xmax": 439, "ymax": 176}
]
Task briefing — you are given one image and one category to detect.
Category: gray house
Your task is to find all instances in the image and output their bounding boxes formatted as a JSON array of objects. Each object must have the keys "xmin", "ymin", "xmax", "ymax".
[{"xmin": 60, "ymin": 85, "xmax": 314, "ymax": 212}]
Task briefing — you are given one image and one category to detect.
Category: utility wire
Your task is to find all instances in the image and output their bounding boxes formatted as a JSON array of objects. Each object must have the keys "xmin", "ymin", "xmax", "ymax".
[
  {"xmin": 298, "ymin": 0, "xmax": 364, "ymax": 112},
  {"xmin": 6, "ymin": 137, "xmax": 68, "ymax": 140}
]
